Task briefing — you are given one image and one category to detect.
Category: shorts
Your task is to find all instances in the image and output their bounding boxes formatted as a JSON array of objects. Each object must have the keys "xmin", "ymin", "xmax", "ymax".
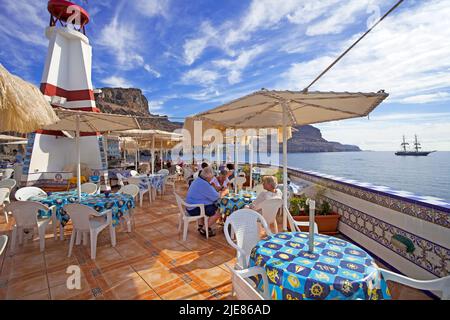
[{"xmin": 187, "ymin": 203, "xmax": 218, "ymax": 217}]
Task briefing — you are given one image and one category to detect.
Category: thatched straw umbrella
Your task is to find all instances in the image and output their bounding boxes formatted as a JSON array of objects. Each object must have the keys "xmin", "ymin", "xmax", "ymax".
[{"xmin": 0, "ymin": 64, "xmax": 58, "ymax": 133}]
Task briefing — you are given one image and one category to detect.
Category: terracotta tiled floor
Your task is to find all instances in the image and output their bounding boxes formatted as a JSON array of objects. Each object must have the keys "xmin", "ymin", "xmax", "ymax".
[{"xmin": 0, "ymin": 183, "xmax": 433, "ymax": 300}]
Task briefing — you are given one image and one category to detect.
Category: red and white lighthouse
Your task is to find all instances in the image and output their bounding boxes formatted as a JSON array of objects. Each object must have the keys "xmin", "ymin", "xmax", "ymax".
[{"xmin": 22, "ymin": 0, "xmax": 108, "ymax": 188}]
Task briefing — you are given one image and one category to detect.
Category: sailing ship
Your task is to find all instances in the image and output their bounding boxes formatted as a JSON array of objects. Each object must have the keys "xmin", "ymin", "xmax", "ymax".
[{"xmin": 395, "ymin": 135, "xmax": 435, "ymax": 156}]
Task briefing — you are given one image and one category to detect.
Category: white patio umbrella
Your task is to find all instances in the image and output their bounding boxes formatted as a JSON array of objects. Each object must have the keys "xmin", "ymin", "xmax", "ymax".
[
  {"xmin": 43, "ymin": 109, "xmax": 141, "ymax": 201},
  {"xmin": 184, "ymin": 89, "xmax": 389, "ymax": 234},
  {"xmin": 111, "ymin": 129, "xmax": 183, "ymax": 174}
]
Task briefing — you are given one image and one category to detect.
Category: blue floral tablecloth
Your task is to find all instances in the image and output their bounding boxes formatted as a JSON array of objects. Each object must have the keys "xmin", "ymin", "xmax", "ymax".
[
  {"xmin": 218, "ymin": 191, "xmax": 257, "ymax": 217},
  {"xmin": 249, "ymin": 232, "xmax": 391, "ymax": 300},
  {"xmin": 134, "ymin": 174, "xmax": 166, "ymax": 192},
  {"xmin": 30, "ymin": 191, "xmax": 135, "ymax": 227}
]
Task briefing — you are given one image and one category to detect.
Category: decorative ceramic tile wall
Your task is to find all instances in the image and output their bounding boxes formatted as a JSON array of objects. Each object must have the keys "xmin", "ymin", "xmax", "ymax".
[
  {"xmin": 288, "ymin": 169, "xmax": 450, "ymax": 229},
  {"xmin": 326, "ymin": 197, "xmax": 449, "ymax": 278}
]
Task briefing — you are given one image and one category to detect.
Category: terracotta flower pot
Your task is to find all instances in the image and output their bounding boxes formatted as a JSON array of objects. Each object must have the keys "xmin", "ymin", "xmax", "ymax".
[{"xmin": 292, "ymin": 212, "xmax": 340, "ymax": 235}]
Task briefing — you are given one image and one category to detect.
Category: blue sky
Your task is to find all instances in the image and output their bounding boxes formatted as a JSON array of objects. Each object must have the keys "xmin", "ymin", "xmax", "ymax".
[{"xmin": 1, "ymin": 0, "xmax": 449, "ymax": 150}]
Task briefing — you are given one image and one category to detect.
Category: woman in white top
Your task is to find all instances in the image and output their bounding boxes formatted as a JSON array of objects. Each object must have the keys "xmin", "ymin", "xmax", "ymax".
[
  {"xmin": 251, "ymin": 176, "xmax": 282, "ymax": 211},
  {"xmin": 210, "ymin": 169, "xmax": 230, "ymax": 191}
]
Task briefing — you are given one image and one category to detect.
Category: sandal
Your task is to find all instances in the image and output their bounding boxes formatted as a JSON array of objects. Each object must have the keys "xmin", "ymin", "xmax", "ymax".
[
  {"xmin": 198, "ymin": 227, "xmax": 206, "ymax": 236},
  {"xmin": 207, "ymin": 228, "xmax": 216, "ymax": 237}
]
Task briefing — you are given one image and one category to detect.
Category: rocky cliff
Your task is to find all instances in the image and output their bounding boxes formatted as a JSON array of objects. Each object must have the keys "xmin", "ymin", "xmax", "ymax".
[
  {"xmin": 95, "ymin": 87, "xmax": 360, "ymax": 152},
  {"xmin": 287, "ymin": 125, "xmax": 361, "ymax": 152},
  {"xmin": 94, "ymin": 88, "xmax": 182, "ymax": 131}
]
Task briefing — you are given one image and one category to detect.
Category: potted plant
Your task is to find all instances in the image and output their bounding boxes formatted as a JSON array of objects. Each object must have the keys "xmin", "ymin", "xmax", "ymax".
[{"xmin": 288, "ymin": 186, "xmax": 340, "ymax": 235}]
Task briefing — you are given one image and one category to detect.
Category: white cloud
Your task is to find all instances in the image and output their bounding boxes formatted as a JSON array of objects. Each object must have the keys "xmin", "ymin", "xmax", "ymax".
[
  {"xmin": 144, "ymin": 64, "xmax": 161, "ymax": 78},
  {"xmin": 181, "ymin": 0, "xmax": 382, "ymax": 65},
  {"xmin": 183, "ymin": 21, "xmax": 219, "ymax": 65},
  {"xmin": 305, "ymin": 1, "xmax": 374, "ymax": 36},
  {"xmin": 101, "ymin": 76, "xmax": 133, "ymax": 88},
  {"xmin": 181, "ymin": 68, "xmax": 219, "ymax": 86},
  {"xmin": 213, "ymin": 46, "xmax": 265, "ymax": 84},
  {"xmin": 185, "ymin": 88, "xmax": 220, "ymax": 101},
  {"xmin": 397, "ymin": 92, "xmax": 450, "ymax": 104},
  {"xmin": 279, "ymin": 0, "xmax": 450, "ymax": 103},
  {"xmin": 97, "ymin": 9, "xmax": 160, "ymax": 78},
  {"xmin": 148, "ymin": 100, "xmax": 164, "ymax": 113},
  {"xmin": 0, "ymin": 0, "xmax": 48, "ymax": 46},
  {"xmin": 134, "ymin": 0, "xmax": 170, "ymax": 18}
]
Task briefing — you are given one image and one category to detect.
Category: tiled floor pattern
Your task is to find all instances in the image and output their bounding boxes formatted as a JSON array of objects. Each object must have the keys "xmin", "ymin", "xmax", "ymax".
[{"xmin": 0, "ymin": 183, "xmax": 432, "ymax": 300}]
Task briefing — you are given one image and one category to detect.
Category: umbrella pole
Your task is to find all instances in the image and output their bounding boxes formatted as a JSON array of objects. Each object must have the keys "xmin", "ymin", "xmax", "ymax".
[
  {"xmin": 282, "ymin": 103, "xmax": 288, "ymax": 231},
  {"xmin": 151, "ymin": 136, "xmax": 155, "ymax": 174},
  {"xmin": 76, "ymin": 115, "xmax": 81, "ymax": 203},
  {"xmin": 135, "ymin": 149, "xmax": 138, "ymax": 171},
  {"xmin": 160, "ymin": 141, "xmax": 163, "ymax": 169},
  {"xmin": 234, "ymin": 134, "xmax": 238, "ymax": 193},
  {"xmin": 216, "ymin": 144, "xmax": 220, "ymax": 168},
  {"xmin": 249, "ymin": 137, "xmax": 253, "ymax": 189}
]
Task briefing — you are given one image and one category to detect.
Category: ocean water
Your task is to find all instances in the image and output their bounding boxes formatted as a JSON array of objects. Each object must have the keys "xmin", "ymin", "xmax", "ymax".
[
  {"xmin": 286, "ymin": 151, "xmax": 450, "ymax": 201},
  {"xmin": 147, "ymin": 150, "xmax": 450, "ymax": 201}
]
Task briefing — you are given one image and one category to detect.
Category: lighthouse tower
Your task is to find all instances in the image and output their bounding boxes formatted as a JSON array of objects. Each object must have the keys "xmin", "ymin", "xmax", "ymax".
[{"xmin": 22, "ymin": 0, "xmax": 108, "ymax": 188}]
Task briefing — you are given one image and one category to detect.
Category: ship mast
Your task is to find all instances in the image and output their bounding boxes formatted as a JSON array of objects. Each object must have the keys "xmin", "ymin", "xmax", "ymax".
[
  {"xmin": 401, "ymin": 135, "xmax": 409, "ymax": 152},
  {"xmin": 414, "ymin": 135, "xmax": 421, "ymax": 152}
]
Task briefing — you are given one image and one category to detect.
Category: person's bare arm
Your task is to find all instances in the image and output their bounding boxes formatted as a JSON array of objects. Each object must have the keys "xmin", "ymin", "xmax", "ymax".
[{"xmin": 219, "ymin": 188, "xmax": 229, "ymax": 198}]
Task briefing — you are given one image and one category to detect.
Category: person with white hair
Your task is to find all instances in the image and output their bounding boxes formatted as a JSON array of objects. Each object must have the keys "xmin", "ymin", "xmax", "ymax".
[
  {"xmin": 250, "ymin": 175, "xmax": 282, "ymax": 211},
  {"xmin": 185, "ymin": 166, "xmax": 229, "ymax": 237}
]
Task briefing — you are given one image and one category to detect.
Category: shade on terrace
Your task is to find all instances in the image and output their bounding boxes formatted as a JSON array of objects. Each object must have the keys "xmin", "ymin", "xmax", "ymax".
[{"xmin": 183, "ymin": 89, "xmax": 389, "ymax": 230}]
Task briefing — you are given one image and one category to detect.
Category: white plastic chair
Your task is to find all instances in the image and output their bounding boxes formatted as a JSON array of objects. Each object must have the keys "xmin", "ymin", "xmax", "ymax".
[
  {"xmin": 224, "ymin": 209, "xmax": 272, "ymax": 269},
  {"xmin": 15, "ymin": 186, "xmax": 47, "ymax": 201},
  {"xmin": 117, "ymin": 184, "xmax": 139, "ymax": 232},
  {"xmin": 128, "ymin": 177, "xmax": 151, "ymax": 207},
  {"xmin": 80, "ymin": 182, "xmax": 98, "ymax": 195},
  {"xmin": 174, "ymin": 192, "xmax": 209, "ymax": 241},
  {"xmin": 380, "ymin": 268, "xmax": 450, "ymax": 300},
  {"xmin": 183, "ymin": 166, "xmax": 193, "ymax": 180},
  {"xmin": 259, "ymin": 198, "xmax": 282, "ymax": 233},
  {"xmin": 1, "ymin": 169, "xmax": 14, "ymax": 180},
  {"xmin": 252, "ymin": 183, "xmax": 265, "ymax": 195},
  {"xmin": 5, "ymin": 201, "xmax": 57, "ymax": 253},
  {"xmin": 116, "ymin": 173, "xmax": 127, "ymax": 187},
  {"xmin": 129, "ymin": 170, "xmax": 139, "ymax": 177},
  {"xmin": 285, "ymin": 205, "xmax": 319, "ymax": 234},
  {"xmin": 235, "ymin": 176, "xmax": 246, "ymax": 191},
  {"xmin": 164, "ymin": 173, "xmax": 178, "ymax": 192},
  {"xmin": 158, "ymin": 169, "xmax": 170, "ymax": 194},
  {"xmin": 0, "ymin": 178, "xmax": 17, "ymax": 193},
  {"xmin": 64, "ymin": 203, "xmax": 116, "ymax": 260},
  {"xmin": 227, "ymin": 265, "xmax": 270, "ymax": 300},
  {"xmin": 1, "ymin": 188, "xmax": 11, "ymax": 223},
  {"xmin": 0, "ymin": 235, "xmax": 8, "ymax": 256}
]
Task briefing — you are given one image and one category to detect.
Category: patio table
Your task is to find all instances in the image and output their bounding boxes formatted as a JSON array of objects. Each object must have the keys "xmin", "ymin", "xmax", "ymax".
[
  {"xmin": 249, "ymin": 232, "xmax": 391, "ymax": 300},
  {"xmin": 134, "ymin": 173, "xmax": 166, "ymax": 192},
  {"xmin": 218, "ymin": 190, "xmax": 257, "ymax": 217},
  {"xmin": 30, "ymin": 191, "xmax": 135, "ymax": 227}
]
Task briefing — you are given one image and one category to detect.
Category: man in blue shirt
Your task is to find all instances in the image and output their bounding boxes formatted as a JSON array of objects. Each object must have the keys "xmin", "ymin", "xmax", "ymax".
[{"xmin": 186, "ymin": 166, "xmax": 228, "ymax": 236}]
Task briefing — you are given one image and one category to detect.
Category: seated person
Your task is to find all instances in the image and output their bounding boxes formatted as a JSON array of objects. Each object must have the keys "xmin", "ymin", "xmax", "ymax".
[
  {"xmin": 12, "ymin": 149, "xmax": 23, "ymax": 164},
  {"xmin": 186, "ymin": 167, "xmax": 229, "ymax": 236},
  {"xmin": 210, "ymin": 169, "xmax": 230, "ymax": 191},
  {"xmin": 250, "ymin": 176, "xmax": 282, "ymax": 211},
  {"xmin": 193, "ymin": 162, "xmax": 209, "ymax": 181},
  {"xmin": 167, "ymin": 161, "xmax": 177, "ymax": 175},
  {"xmin": 226, "ymin": 163, "xmax": 235, "ymax": 180}
]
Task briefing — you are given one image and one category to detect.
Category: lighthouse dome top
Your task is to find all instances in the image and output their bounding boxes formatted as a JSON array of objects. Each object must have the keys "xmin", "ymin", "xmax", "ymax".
[{"xmin": 48, "ymin": 0, "xmax": 90, "ymax": 29}]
